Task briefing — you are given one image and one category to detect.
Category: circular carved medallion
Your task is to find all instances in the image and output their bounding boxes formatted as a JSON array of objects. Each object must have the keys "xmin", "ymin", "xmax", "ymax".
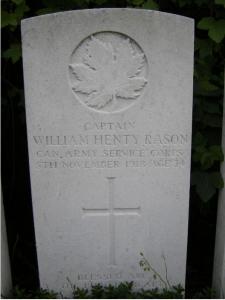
[{"xmin": 69, "ymin": 32, "xmax": 148, "ymax": 113}]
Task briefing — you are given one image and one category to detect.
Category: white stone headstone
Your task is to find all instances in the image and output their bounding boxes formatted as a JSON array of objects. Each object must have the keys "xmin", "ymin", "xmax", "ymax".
[
  {"xmin": 21, "ymin": 9, "xmax": 194, "ymax": 297},
  {"xmin": 1, "ymin": 195, "xmax": 12, "ymax": 297},
  {"xmin": 213, "ymin": 74, "xmax": 225, "ymax": 299}
]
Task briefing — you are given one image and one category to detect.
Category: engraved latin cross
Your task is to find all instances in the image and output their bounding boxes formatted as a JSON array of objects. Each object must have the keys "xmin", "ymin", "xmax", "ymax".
[{"xmin": 82, "ymin": 177, "xmax": 141, "ymax": 266}]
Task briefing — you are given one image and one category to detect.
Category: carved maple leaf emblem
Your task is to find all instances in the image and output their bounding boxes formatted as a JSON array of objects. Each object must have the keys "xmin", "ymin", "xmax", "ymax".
[{"xmin": 70, "ymin": 36, "xmax": 147, "ymax": 109}]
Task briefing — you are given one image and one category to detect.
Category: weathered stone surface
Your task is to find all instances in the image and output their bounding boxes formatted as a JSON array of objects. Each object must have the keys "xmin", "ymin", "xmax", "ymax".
[
  {"xmin": 21, "ymin": 9, "xmax": 194, "ymax": 296},
  {"xmin": 1, "ymin": 195, "xmax": 12, "ymax": 297},
  {"xmin": 213, "ymin": 74, "xmax": 225, "ymax": 299}
]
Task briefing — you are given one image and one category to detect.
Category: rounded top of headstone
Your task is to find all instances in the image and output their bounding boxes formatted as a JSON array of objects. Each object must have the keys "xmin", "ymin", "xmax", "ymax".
[{"xmin": 21, "ymin": 8, "xmax": 194, "ymax": 26}]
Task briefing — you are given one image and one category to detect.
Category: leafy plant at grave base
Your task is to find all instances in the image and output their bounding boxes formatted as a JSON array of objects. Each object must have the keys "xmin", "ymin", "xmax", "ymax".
[
  {"xmin": 6, "ymin": 283, "xmax": 217, "ymax": 299},
  {"xmin": 67, "ymin": 266, "xmax": 184, "ymax": 299},
  {"xmin": 139, "ymin": 252, "xmax": 172, "ymax": 289},
  {"xmin": 139, "ymin": 252, "xmax": 186, "ymax": 299},
  {"xmin": 72, "ymin": 281, "xmax": 185, "ymax": 298},
  {"xmin": 192, "ymin": 287, "xmax": 217, "ymax": 299},
  {"xmin": 6, "ymin": 282, "xmax": 185, "ymax": 299},
  {"xmin": 7, "ymin": 285, "xmax": 58, "ymax": 299},
  {"xmin": 6, "ymin": 254, "xmax": 183, "ymax": 299},
  {"xmin": 3, "ymin": 253, "xmax": 213, "ymax": 299}
]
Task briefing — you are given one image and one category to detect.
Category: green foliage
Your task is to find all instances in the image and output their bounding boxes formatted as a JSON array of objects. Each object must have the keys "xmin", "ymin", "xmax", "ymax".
[
  {"xmin": 136, "ymin": 285, "xmax": 185, "ymax": 299},
  {"xmin": 6, "ymin": 283, "xmax": 217, "ymax": 298},
  {"xmin": 215, "ymin": 0, "xmax": 225, "ymax": 7},
  {"xmin": 197, "ymin": 17, "xmax": 225, "ymax": 43},
  {"xmin": 6, "ymin": 254, "xmax": 185, "ymax": 298},
  {"xmin": 192, "ymin": 0, "xmax": 224, "ymax": 204},
  {"xmin": 139, "ymin": 252, "xmax": 172, "ymax": 290},
  {"xmin": 192, "ymin": 127, "xmax": 224, "ymax": 201},
  {"xmin": 1, "ymin": 0, "xmax": 224, "ymax": 206},
  {"xmin": 128, "ymin": 0, "xmax": 159, "ymax": 9},
  {"xmin": 142, "ymin": 0, "xmax": 159, "ymax": 10},
  {"xmin": 192, "ymin": 133, "xmax": 224, "ymax": 170},
  {"xmin": 9, "ymin": 285, "xmax": 58, "ymax": 299},
  {"xmin": 129, "ymin": 0, "xmax": 145, "ymax": 6},
  {"xmin": 73, "ymin": 282, "xmax": 135, "ymax": 298},
  {"xmin": 1, "ymin": 0, "xmax": 29, "ymax": 29},
  {"xmin": 3, "ymin": 43, "xmax": 21, "ymax": 63},
  {"xmin": 191, "ymin": 171, "xmax": 224, "ymax": 202},
  {"xmin": 192, "ymin": 287, "xmax": 217, "ymax": 299},
  {"xmin": 74, "ymin": 282, "xmax": 185, "ymax": 298},
  {"xmin": 8, "ymin": 282, "xmax": 184, "ymax": 298}
]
